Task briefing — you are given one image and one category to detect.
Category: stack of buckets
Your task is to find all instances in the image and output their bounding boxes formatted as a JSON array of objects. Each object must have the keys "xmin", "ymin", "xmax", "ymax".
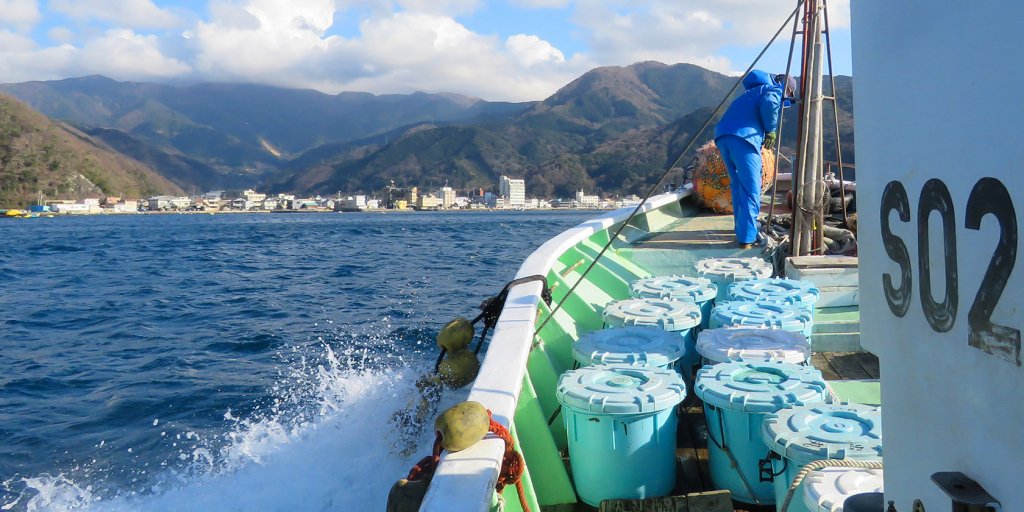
[
  {"xmin": 554, "ymin": 269, "xmax": 723, "ymax": 504},
  {"xmin": 558, "ymin": 325, "xmax": 688, "ymax": 506},
  {"xmin": 554, "ymin": 256, "xmax": 883, "ymax": 509}
]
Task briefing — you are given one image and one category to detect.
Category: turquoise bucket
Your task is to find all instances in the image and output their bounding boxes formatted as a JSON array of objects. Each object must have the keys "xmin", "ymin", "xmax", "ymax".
[
  {"xmin": 696, "ymin": 328, "xmax": 812, "ymax": 367},
  {"xmin": 710, "ymin": 301, "xmax": 814, "ymax": 342},
  {"xmin": 727, "ymin": 278, "xmax": 821, "ymax": 318},
  {"xmin": 761, "ymin": 403, "xmax": 884, "ymax": 512},
  {"xmin": 694, "ymin": 257, "xmax": 774, "ymax": 302},
  {"xmin": 602, "ymin": 298, "xmax": 702, "ymax": 372},
  {"xmin": 694, "ymin": 361, "xmax": 828, "ymax": 505},
  {"xmin": 573, "ymin": 326, "xmax": 688, "ymax": 370},
  {"xmin": 556, "ymin": 365, "xmax": 686, "ymax": 506},
  {"xmin": 630, "ymin": 275, "xmax": 718, "ymax": 330}
]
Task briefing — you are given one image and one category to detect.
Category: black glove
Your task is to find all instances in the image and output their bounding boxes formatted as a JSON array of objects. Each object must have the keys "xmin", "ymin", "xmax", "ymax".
[{"xmin": 763, "ymin": 131, "xmax": 777, "ymax": 150}]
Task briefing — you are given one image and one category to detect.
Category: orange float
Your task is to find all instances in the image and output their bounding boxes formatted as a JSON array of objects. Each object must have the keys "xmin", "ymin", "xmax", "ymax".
[{"xmin": 693, "ymin": 140, "xmax": 776, "ymax": 214}]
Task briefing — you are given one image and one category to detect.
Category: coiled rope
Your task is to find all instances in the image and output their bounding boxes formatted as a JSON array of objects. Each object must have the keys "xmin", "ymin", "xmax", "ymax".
[
  {"xmin": 401, "ymin": 410, "xmax": 529, "ymax": 512},
  {"xmin": 778, "ymin": 459, "xmax": 884, "ymax": 512}
]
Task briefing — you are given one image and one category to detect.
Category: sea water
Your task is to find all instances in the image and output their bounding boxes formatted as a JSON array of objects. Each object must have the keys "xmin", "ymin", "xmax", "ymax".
[{"xmin": 0, "ymin": 210, "xmax": 596, "ymax": 511}]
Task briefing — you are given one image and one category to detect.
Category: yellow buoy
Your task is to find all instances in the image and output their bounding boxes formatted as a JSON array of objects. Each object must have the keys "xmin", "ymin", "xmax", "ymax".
[
  {"xmin": 438, "ymin": 349, "xmax": 480, "ymax": 389},
  {"xmin": 434, "ymin": 401, "xmax": 490, "ymax": 452},
  {"xmin": 436, "ymin": 317, "xmax": 475, "ymax": 352}
]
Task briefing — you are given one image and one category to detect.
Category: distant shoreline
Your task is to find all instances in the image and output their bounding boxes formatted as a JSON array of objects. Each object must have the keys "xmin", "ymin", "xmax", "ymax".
[{"xmin": 2, "ymin": 207, "xmax": 612, "ymax": 218}]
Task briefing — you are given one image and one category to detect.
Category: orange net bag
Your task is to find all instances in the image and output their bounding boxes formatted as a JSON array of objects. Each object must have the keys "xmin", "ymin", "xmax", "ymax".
[{"xmin": 693, "ymin": 140, "xmax": 776, "ymax": 214}]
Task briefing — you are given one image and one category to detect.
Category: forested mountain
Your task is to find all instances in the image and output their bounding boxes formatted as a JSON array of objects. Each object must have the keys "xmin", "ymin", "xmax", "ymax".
[
  {"xmin": 2, "ymin": 63, "xmax": 854, "ymax": 198},
  {"xmin": 0, "ymin": 93, "xmax": 181, "ymax": 208}
]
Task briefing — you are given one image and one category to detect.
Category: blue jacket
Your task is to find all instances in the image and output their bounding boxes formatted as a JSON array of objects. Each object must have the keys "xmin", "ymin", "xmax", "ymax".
[{"xmin": 714, "ymin": 70, "xmax": 783, "ymax": 150}]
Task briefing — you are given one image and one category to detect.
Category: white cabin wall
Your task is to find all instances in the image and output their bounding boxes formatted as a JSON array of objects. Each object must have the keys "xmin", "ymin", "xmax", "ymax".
[{"xmin": 852, "ymin": 1, "xmax": 1024, "ymax": 510}]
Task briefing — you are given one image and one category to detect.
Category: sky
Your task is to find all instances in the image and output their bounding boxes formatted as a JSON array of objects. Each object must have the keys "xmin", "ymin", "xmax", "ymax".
[{"xmin": 0, "ymin": 0, "xmax": 851, "ymax": 102}]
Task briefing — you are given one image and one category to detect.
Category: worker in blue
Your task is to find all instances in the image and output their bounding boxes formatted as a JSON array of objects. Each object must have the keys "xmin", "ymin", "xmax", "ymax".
[{"xmin": 714, "ymin": 70, "xmax": 795, "ymax": 248}]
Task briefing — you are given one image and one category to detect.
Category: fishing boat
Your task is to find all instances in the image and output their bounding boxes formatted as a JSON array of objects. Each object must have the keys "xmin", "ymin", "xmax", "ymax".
[{"xmin": 403, "ymin": 2, "xmax": 1023, "ymax": 511}]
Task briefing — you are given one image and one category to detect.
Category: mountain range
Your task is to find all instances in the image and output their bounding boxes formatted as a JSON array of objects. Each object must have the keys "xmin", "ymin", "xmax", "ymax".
[{"xmin": 0, "ymin": 62, "xmax": 854, "ymax": 203}]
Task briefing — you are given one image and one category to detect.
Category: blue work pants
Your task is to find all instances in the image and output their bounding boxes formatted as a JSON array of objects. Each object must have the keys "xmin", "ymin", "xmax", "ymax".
[{"xmin": 715, "ymin": 135, "xmax": 762, "ymax": 244}]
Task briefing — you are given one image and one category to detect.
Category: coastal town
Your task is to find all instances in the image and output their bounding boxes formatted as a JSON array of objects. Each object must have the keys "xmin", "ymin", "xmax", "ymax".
[{"xmin": 2, "ymin": 175, "xmax": 648, "ymax": 217}]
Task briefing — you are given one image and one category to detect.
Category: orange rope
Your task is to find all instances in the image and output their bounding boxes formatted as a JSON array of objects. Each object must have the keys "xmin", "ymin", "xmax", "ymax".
[
  {"xmin": 488, "ymin": 410, "xmax": 530, "ymax": 512},
  {"xmin": 400, "ymin": 410, "xmax": 530, "ymax": 512},
  {"xmin": 406, "ymin": 431, "xmax": 443, "ymax": 482}
]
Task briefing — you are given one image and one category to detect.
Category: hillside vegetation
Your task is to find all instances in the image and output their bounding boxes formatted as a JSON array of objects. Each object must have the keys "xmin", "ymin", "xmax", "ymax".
[
  {"xmin": 0, "ymin": 94, "xmax": 181, "ymax": 207},
  {"xmin": 1, "ymin": 63, "xmax": 854, "ymax": 198}
]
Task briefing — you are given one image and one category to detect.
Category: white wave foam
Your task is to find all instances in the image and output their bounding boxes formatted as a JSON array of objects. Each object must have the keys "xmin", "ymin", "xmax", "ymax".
[{"xmin": 7, "ymin": 342, "xmax": 463, "ymax": 512}]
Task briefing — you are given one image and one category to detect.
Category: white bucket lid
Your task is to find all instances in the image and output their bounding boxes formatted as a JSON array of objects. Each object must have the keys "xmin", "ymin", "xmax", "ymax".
[
  {"xmin": 697, "ymin": 327, "xmax": 811, "ymax": 364},
  {"xmin": 803, "ymin": 467, "xmax": 884, "ymax": 512}
]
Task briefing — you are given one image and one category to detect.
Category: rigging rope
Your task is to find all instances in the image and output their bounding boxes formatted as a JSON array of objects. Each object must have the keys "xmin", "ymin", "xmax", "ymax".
[{"xmin": 531, "ymin": 0, "xmax": 805, "ymax": 339}]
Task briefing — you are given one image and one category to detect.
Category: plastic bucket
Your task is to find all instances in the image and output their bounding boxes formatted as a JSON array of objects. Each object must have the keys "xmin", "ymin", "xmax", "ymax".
[
  {"xmin": 803, "ymin": 467, "xmax": 884, "ymax": 512},
  {"xmin": 727, "ymin": 278, "xmax": 821, "ymax": 317},
  {"xmin": 762, "ymin": 403, "xmax": 883, "ymax": 512},
  {"xmin": 710, "ymin": 301, "xmax": 814, "ymax": 342},
  {"xmin": 557, "ymin": 365, "xmax": 687, "ymax": 506},
  {"xmin": 695, "ymin": 257, "xmax": 773, "ymax": 302},
  {"xmin": 697, "ymin": 327, "xmax": 811, "ymax": 367},
  {"xmin": 602, "ymin": 298, "xmax": 702, "ymax": 372},
  {"xmin": 573, "ymin": 326, "xmax": 688, "ymax": 369},
  {"xmin": 694, "ymin": 362, "xmax": 828, "ymax": 504},
  {"xmin": 630, "ymin": 275, "xmax": 718, "ymax": 330}
]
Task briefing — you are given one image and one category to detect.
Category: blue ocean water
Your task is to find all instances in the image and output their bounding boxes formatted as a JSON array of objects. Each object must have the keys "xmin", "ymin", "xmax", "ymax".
[{"xmin": 0, "ymin": 210, "xmax": 597, "ymax": 511}]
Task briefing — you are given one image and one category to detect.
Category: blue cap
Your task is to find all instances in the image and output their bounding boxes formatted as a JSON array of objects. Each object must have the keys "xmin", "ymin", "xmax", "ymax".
[
  {"xmin": 630, "ymin": 275, "xmax": 718, "ymax": 303},
  {"xmin": 728, "ymin": 278, "xmax": 820, "ymax": 309},
  {"xmin": 603, "ymin": 298, "xmax": 701, "ymax": 332},
  {"xmin": 556, "ymin": 364, "xmax": 686, "ymax": 415},
  {"xmin": 696, "ymin": 328, "xmax": 811, "ymax": 364},
  {"xmin": 762, "ymin": 403, "xmax": 883, "ymax": 464},
  {"xmin": 711, "ymin": 301, "xmax": 813, "ymax": 332},
  {"xmin": 573, "ymin": 326, "xmax": 688, "ymax": 368},
  {"xmin": 694, "ymin": 361, "xmax": 828, "ymax": 413}
]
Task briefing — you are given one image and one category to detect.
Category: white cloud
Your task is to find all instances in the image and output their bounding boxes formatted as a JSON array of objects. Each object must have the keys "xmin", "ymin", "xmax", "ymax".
[
  {"xmin": 506, "ymin": 34, "xmax": 565, "ymax": 67},
  {"xmin": 50, "ymin": 0, "xmax": 181, "ymax": 29},
  {"xmin": 76, "ymin": 29, "xmax": 191, "ymax": 78},
  {"xmin": 0, "ymin": 29, "xmax": 36, "ymax": 51},
  {"xmin": 570, "ymin": 0, "xmax": 849, "ymax": 75},
  {"xmin": 509, "ymin": 0, "xmax": 571, "ymax": 8},
  {"xmin": 0, "ymin": 0, "xmax": 39, "ymax": 27},
  {"xmin": 47, "ymin": 26, "xmax": 74, "ymax": 44},
  {"xmin": 0, "ymin": 0, "xmax": 851, "ymax": 101},
  {"xmin": 393, "ymin": 0, "xmax": 480, "ymax": 16}
]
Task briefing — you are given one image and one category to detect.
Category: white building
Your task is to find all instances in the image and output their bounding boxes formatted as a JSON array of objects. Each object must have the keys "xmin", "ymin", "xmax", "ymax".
[
  {"xmin": 335, "ymin": 195, "xmax": 367, "ymax": 212},
  {"xmin": 575, "ymin": 190, "xmax": 600, "ymax": 209},
  {"xmin": 112, "ymin": 200, "xmax": 138, "ymax": 213},
  {"xmin": 52, "ymin": 203, "xmax": 94, "ymax": 214},
  {"xmin": 242, "ymin": 189, "xmax": 266, "ymax": 202},
  {"xmin": 148, "ymin": 196, "xmax": 191, "ymax": 211},
  {"xmin": 439, "ymin": 186, "xmax": 456, "ymax": 209},
  {"xmin": 499, "ymin": 175, "xmax": 525, "ymax": 208}
]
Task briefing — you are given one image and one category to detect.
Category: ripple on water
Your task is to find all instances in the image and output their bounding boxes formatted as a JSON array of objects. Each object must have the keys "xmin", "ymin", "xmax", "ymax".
[{"xmin": 0, "ymin": 210, "xmax": 598, "ymax": 511}]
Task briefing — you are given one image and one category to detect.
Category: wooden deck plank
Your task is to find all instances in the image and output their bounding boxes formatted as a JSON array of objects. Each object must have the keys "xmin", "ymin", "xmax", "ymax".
[
  {"xmin": 821, "ymin": 352, "xmax": 872, "ymax": 380},
  {"xmin": 811, "ymin": 352, "xmax": 841, "ymax": 380},
  {"xmin": 852, "ymin": 352, "xmax": 880, "ymax": 379}
]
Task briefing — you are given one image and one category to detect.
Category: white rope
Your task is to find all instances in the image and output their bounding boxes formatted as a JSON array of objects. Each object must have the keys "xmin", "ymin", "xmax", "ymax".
[{"xmin": 779, "ymin": 459, "xmax": 884, "ymax": 512}]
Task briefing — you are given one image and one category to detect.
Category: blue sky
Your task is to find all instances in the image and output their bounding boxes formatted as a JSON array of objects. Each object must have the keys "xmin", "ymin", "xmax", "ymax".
[{"xmin": 0, "ymin": 0, "xmax": 851, "ymax": 102}]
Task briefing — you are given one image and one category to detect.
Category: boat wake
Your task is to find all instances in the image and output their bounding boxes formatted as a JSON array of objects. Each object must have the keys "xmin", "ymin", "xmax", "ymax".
[{"xmin": 3, "ymin": 337, "xmax": 458, "ymax": 512}]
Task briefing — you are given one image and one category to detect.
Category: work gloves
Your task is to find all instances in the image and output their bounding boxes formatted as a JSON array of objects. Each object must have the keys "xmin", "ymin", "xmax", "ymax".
[{"xmin": 763, "ymin": 131, "xmax": 777, "ymax": 150}]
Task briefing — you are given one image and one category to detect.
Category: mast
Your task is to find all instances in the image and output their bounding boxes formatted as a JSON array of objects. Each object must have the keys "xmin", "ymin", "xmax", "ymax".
[{"xmin": 791, "ymin": 0, "xmax": 826, "ymax": 256}]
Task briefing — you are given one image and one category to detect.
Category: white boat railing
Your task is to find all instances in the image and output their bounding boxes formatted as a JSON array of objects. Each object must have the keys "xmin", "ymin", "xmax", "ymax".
[{"xmin": 419, "ymin": 189, "xmax": 692, "ymax": 512}]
